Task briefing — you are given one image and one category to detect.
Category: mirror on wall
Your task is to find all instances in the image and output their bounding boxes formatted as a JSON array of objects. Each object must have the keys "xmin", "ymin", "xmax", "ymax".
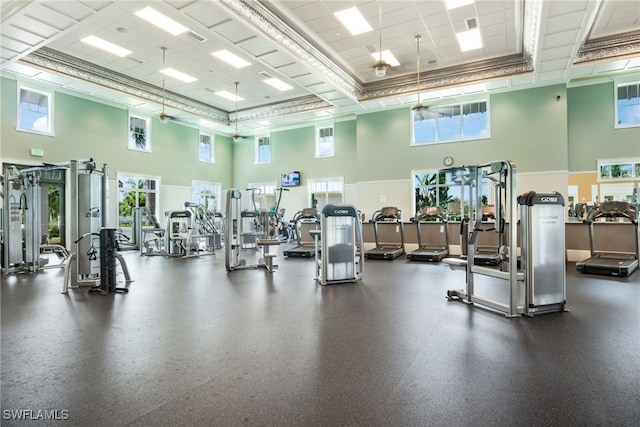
[{"xmin": 568, "ymin": 158, "xmax": 639, "ymax": 221}]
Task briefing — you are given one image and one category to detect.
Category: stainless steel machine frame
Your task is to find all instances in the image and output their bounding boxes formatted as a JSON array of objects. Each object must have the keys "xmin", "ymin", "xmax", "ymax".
[
  {"xmin": 445, "ymin": 161, "xmax": 567, "ymax": 317},
  {"xmin": 62, "ymin": 160, "xmax": 131, "ymax": 293},
  {"xmin": 519, "ymin": 191, "xmax": 566, "ymax": 314},
  {"xmin": 314, "ymin": 204, "xmax": 364, "ymax": 286},
  {"xmin": 225, "ymin": 188, "xmax": 279, "ymax": 272}
]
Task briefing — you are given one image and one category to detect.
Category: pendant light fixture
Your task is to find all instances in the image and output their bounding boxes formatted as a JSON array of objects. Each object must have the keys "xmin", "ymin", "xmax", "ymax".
[
  {"xmin": 373, "ymin": 1, "xmax": 390, "ymax": 77},
  {"xmin": 159, "ymin": 47, "xmax": 172, "ymax": 123},
  {"xmin": 411, "ymin": 35, "xmax": 426, "ymax": 120},
  {"xmin": 232, "ymin": 81, "xmax": 241, "ymax": 142}
]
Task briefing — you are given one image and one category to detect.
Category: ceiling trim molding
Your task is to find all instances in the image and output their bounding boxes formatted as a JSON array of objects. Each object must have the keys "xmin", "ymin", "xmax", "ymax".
[
  {"xmin": 574, "ymin": 31, "xmax": 640, "ymax": 66},
  {"xmin": 215, "ymin": 0, "xmax": 362, "ymax": 102},
  {"xmin": 20, "ymin": 47, "xmax": 230, "ymax": 123},
  {"xmin": 523, "ymin": 0, "xmax": 544, "ymax": 65},
  {"xmin": 19, "ymin": 47, "xmax": 334, "ymax": 125},
  {"xmin": 359, "ymin": 54, "xmax": 533, "ymax": 101},
  {"xmin": 232, "ymin": 96, "xmax": 333, "ymax": 123}
]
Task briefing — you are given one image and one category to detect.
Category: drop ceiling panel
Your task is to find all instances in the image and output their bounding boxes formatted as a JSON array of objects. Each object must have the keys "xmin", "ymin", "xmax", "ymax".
[
  {"xmin": 28, "ymin": 4, "xmax": 79, "ymax": 30},
  {"xmin": 41, "ymin": 1, "xmax": 99, "ymax": 21}
]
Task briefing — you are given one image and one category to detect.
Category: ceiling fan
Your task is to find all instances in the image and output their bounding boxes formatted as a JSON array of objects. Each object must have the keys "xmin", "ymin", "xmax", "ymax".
[
  {"xmin": 159, "ymin": 47, "xmax": 176, "ymax": 124},
  {"xmin": 411, "ymin": 35, "xmax": 427, "ymax": 120},
  {"xmin": 373, "ymin": 1, "xmax": 391, "ymax": 78},
  {"xmin": 231, "ymin": 81, "xmax": 247, "ymax": 142}
]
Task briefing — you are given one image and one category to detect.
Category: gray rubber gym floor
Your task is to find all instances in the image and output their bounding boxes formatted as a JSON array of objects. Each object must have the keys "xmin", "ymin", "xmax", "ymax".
[{"xmin": 1, "ymin": 248, "xmax": 639, "ymax": 426}]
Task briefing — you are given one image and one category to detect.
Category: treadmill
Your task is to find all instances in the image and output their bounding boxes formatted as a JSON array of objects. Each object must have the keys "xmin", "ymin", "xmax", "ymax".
[
  {"xmin": 365, "ymin": 207, "xmax": 405, "ymax": 260},
  {"xmin": 576, "ymin": 201, "xmax": 639, "ymax": 277},
  {"xmin": 407, "ymin": 206, "xmax": 449, "ymax": 262},
  {"xmin": 283, "ymin": 208, "xmax": 319, "ymax": 258},
  {"xmin": 469, "ymin": 205, "xmax": 503, "ymax": 266}
]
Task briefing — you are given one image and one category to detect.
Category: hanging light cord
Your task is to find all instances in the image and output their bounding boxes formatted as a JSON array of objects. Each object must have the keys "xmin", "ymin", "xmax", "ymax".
[
  {"xmin": 234, "ymin": 81, "xmax": 239, "ymax": 136},
  {"xmin": 416, "ymin": 36, "xmax": 421, "ymax": 107},
  {"xmin": 378, "ymin": 2, "xmax": 383, "ymax": 63},
  {"xmin": 161, "ymin": 47, "xmax": 166, "ymax": 115}
]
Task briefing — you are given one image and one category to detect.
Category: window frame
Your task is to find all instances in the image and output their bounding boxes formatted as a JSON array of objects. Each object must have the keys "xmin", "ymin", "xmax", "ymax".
[
  {"xmin": 614, "ymin": 81, "xmax": 640, "ymax": 129},
  {"xmin": 199, "ymin": 132, "xmax": 215, "ymax": 163},
  {"xmin": 597, "ymin": 157, "xmax": 640, "ymax": 182},
  {"xmin": 255, "ymin": 134, "xmax": 271, "ymax": 164},
  {"xmin": 191, "ymin": 180, "xmax": 221, "ymax": 212},
  {"xmin": 17, "ymin": 84, "xmax": 54, "ymax": 136},
  {"xmin": 411, "ymin": 98, "xmax": 490, "ymax": 146},
  {"xmin": 315, "ymin": 124, "xmax": 335, "ymax": 158},
  {"xmin": 128, "ymin": 114, "xmax": 151, "ymax": 152},
  {"xmin": 116, "ymin": 172, "xmax": 161, "ymax": 234}
]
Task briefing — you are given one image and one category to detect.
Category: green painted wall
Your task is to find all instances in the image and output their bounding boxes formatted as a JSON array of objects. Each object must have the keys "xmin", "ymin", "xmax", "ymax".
[
  {"xmin": 356, "ymin": 84, "xmax": 569, "ymax": 181},
  {"xmin": 1, "ymin": 77, "xmax": 233, "ymax": 188},
  {"xmin": 231, "ymin": 119, "xmax": 357, "ymax": 187},
  {"xmin": 3, "ymin": 75, "xmax": 638, "ymax": 194},
  {"xmin": 568, "ymin": 82, "xmax": 640, "ymax": 172}
]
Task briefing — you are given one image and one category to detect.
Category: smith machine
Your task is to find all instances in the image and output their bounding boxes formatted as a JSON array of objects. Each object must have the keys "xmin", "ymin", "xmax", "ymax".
[{"xmin": 444, "ymin": 161, "xmax": 566, "ymax": 317}]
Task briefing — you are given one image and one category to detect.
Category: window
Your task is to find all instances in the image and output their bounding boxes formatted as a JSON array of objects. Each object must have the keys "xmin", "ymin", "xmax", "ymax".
[
  {"xmin": 316, "ymin": 125, "xmax": 335, "ymax": 157},
  {"xmin": 17, "ymin": 86, "xmax": 53, "ymax": 134},
  {"xmin": 129, "ymin": 115, "xmax": 150, "ymax": 152},
  {"xmin": 256, "ymin": 135, "xmax": 271, "ymax": 164},
  {"xmin": 413, "ymin": 100, "xmax": 488, "ymax": 145},
  {"xmin": 191, "ymin": 181, "xmax": 221, "ymax": 211},
  {"xmin": 598, "ymin": 158, "xmax": 640, "ymax": 181},
  {"xmin": 412, "ymin": 169, "xmax": 490, "ymax": 219},
  {"xmin": 117, "ymin": 173, "xmax": 160, "ymax": 238},
  {"xmin": 616, "ymin": 82, "xmax": 640, "ymax": 127},
  {"xmin": 199, "ymin": 133, "xmax": 215, "ymax": 163},
  {"xmin": 308, "ymin": 177, "xmax": 343, "ymax": 210}
]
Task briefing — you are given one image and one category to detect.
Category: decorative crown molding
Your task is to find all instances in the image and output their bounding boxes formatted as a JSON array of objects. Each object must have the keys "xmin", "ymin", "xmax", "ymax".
[
  {"xmin": 19, "ymin": 47, "xmax": 331, "ymax": 124},
  {"xmin": 359, "ymin": 55, "xmax": 533, "ymax": 101},
  {"xmin": 574, "ymin": 31, "xmax": 640, "ymax": 66},
  {"xmin": 21, "ymin": 47, "xmax": 229, "ymax": 123}
]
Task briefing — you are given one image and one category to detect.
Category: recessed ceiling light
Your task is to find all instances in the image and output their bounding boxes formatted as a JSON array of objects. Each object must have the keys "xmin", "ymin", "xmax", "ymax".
[
  {"xmin": 370, "ymin": 50, "xmax": 400, "ymax": 67},
  {"xmin": 215, "ymin": 90, "xmax": 244, "ymax": 102},
  {"xmin": 161, "ymin": 68, "xmax": 197, "ymax": 83},
  {"xmin": 334, "ymin": 7, "xmax": 372, "ymax": 35},
  {"xmin": 212, "ymin": 49, "xmax": 251, "ymax": 69},
  {"xmin": 456, "ymin": 28, "xmax": 483, "ymax": 52},
  {"xmin": 263, "ymin": 78, "xmax": 293, "ymax": 91},
  {"xmin": 81, "ymin": 36, "xmax": 131, "ymax": 57},
  {"xmin": 446, "ymin": 0, "xmax": 474, "ymax": 9},
  {"xmin": 135, "ymin": 7, "xmax": 189, "ymax": 36}
]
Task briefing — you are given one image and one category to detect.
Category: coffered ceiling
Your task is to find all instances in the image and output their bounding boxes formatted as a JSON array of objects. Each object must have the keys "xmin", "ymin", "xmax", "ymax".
[{"xmin": 1, "ymin": 0, "xmax": 639, "ymax": 136}]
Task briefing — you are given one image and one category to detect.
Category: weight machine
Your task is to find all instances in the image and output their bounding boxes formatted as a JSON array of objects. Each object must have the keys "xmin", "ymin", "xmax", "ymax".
[
  {"xmin": 444, "ymin": 161, "xmax": 566, "ymax": 317},
  {"xmin": 2, "ymin": 163, "xmax": 70, "ymax": 274},
  {"xmin": 313, "ymin": 204, "xmax": 364, "ymax": 285},
  {"xmin": 225, "ymin": 188, "xmax": 280, "ymax": 272},
  {"xmin": 62, "ymin": 160, "xmax": 132, "ymax": 294},
  {"xmin": 184, "ymin": 201, "xmax": 221, "ymax": 253}
]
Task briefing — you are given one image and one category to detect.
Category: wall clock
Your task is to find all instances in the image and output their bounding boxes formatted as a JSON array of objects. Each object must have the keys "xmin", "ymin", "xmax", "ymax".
[{"xmin": 443, "ymin": 156, "xmax": 454, "ymax": 166}]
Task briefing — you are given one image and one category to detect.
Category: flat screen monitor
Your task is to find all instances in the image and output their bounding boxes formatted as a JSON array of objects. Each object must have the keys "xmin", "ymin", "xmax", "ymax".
[{"xmin": 281, "ymin": 171, "xmax": 300, "ymax": 187}]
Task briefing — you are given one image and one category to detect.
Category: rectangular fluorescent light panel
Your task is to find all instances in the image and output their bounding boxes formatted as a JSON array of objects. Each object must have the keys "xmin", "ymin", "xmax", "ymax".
[
  {"xmin": 81, "ymin": 36, "xmax": 131, "ymax": 57},
  {"xmin": 370, "ymin": 50, "xmax": 400, "ymax": 67},
  {"xmin": 215, "ymin": 90, "xmax": 244, "ymax": 102},
  {"xmin": 334, "ymin": 7, "xmax": 372, "ymax": 35},
  {"xmin": 456, "ymin": 28, "xmax": 483, "ymax": 52},
  {"xmin": 161, "ymin": 68, "xmax": 197, "ymax": 83},
  {"xmin": 135, "ymin": 7, "xmax": 189, "ymax": 35},
  {"xmin": 212, "ymin": 49, "xmax": 251, "ymax": 68},
  {"xmin": 446, "ymin": 0, "xmax": 474, "ymax": 9},
  {"xmin": 263, "ymin": 78, "xmax": 293, "ymax": 91}
]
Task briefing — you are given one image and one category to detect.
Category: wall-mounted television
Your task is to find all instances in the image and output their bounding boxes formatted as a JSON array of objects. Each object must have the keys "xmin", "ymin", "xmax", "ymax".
[{"xmin": 281, "ymin": 171, "xmax": 301, "ymax": 187}]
